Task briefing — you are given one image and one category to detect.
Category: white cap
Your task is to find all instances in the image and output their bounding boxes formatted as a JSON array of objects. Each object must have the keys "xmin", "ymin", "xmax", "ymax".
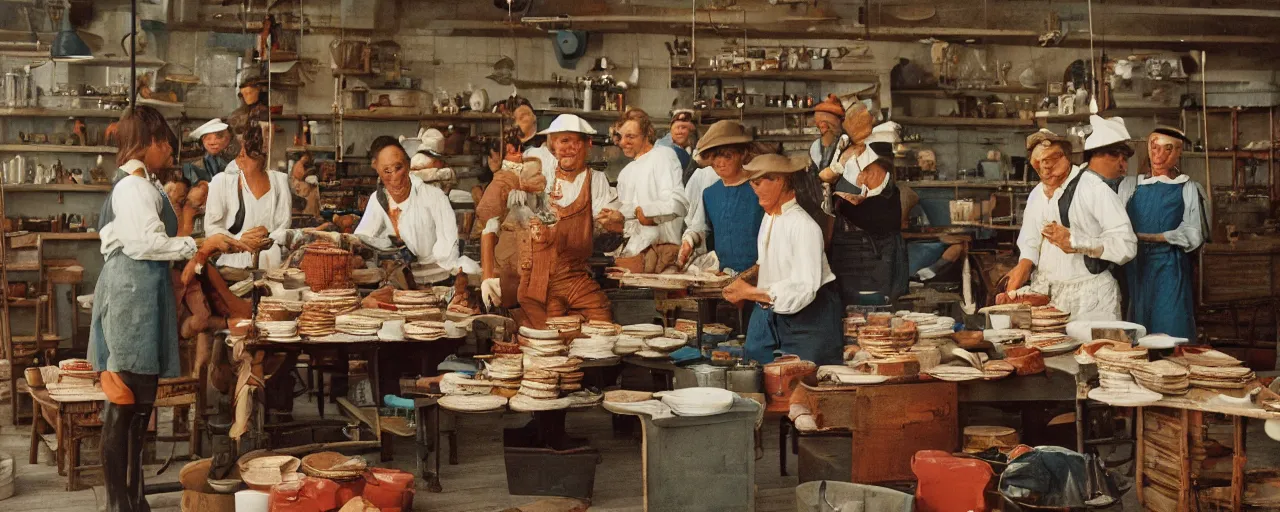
[
  {"xmin": 420, "ymin": 128, "xmax": 445, "ymax": 154},
  {"xmin": 1084, "ymin": 115, "xmax": 1131, "ymax": 151},
  {"xmin": 537, "ymin": 114, "xmax": 597, "ymax": 136},
  {"xmin": 189, "ymin": 118, "xmax": 228, "ymax": 139},
  {"xmin": 410, "ymin": 152, "xmax": 440, "ymax": 170},
  {"xmin": 867, "ymin": 121, "xmax": 901, "ymax": 145}
]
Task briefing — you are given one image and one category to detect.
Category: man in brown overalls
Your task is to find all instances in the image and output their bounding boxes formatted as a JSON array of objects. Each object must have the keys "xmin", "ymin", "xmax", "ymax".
[{"xmin": 515, "ymin": 114, "xmax": 621, "ymax": 328}]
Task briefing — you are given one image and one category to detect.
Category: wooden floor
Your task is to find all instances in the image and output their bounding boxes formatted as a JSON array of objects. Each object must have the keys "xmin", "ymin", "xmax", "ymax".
[{"xmin": 0, "ymin": 401, "xmax": 802, "ymax": 511}]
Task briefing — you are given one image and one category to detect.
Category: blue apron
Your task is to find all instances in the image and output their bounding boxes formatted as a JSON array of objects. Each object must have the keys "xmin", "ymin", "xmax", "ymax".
[
  {"xmin": 1125, "ymin": 181, "xmax": 1196, "ymax": 339},
  {"xmin": 87, "ymin": 176, "xmax": 183, "ymax": 378},
  {"xmin": 181, "ymin": 153, "xmax": 229, "ymax": 184},
  {"xmin": 745, "ymin": 282, "xmax": 844, "ymax": 366}
]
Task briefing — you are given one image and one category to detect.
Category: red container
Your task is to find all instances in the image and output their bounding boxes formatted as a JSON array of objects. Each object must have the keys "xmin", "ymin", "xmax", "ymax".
[
  {"xmin": 361, "ymin": 468, "xmax": 415, "ymax": 512},
  {"xmin": 911, "ymin": 450, "xmax": 995, "ymax": 512},
  {"xmin": 269, "ymin": 477, "xmax": 341, "ymax": 512}
]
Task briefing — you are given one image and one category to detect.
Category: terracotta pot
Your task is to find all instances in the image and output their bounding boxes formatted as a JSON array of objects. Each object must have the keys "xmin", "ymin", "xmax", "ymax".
[
  {"xmin": 1003, "ymin": 346, "xmax": 1045, "ymax": 376},
  {"xmin": 763, "ymin": 355, "xmax": 817, "ymax": 413}
]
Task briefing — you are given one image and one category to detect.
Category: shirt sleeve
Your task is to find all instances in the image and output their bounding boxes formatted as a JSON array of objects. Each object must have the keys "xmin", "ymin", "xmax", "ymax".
[
  {"xmin": 590, "ymin": 171, "xmax": 619, "ymax": 217},
  {"xmin": 1163, "ymin": 181, "xmax": 1207, "ymax": 252},
  {"xmin": 1069, "ymin": 179, "xmax": 1137, "ymax": 265},
  {"xmin": 114, "ymin": 179, "xmax": 197, "ymax": 261},
  {"xmin": 203, "ymin": 174, "xmax": 233, "ymax": 239},
  {"xmin": 764, "ymin": 212, "xmax": 825, "ymax": 315},
  {"xmin": 635, "ymin": 151, "xmax": 689, "ymax": 222},
  {"xmin": 682, "ymin": 181, "xmax": 710, "ymax": 247},
  {"xmin": 424, "ymin": 185, "xmax": 463, "ymax": 270},
  {"xmin": 1016, "ymin": 190, "xmax": 1044, "ymax": 265},
  {"xmin": 354, "ymin": 196, "xmax": 394, "ymax": 250},
  {"xmin": 267, "ymin": 172, "xmax": 293, "ymax": 245}
]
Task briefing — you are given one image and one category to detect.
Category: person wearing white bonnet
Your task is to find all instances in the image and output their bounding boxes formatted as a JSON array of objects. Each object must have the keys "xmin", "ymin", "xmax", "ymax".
[
  {"xmin": 181, "ymin": 118, "xmax": 233, "ymax": 184},
  {"xmin": 1012, "ymin": 119, "xmax": 1137, "ymax": 321},
  {"xmin": 515, "ymin": 113, "xmax": 619, "ymax": 328},
  {"xmin": 1121, "ymin": 125, "xmax": 1205, "ymax": 339}
]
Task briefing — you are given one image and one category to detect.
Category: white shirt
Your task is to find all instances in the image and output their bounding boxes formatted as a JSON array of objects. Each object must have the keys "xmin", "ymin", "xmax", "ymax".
[
  {"xmin": 1120, "ymin": 173, "xmax": 1207, "ymax": 252},
  {"xmin": 837, "ymin": 144, "xmax": 888, "ymax": 199},
  {"xmin": 355, "ymin": 175, "xmax": 479, "ymax": 274},
  {"xmin": 681, "ymin": 165, "xmax": 720, "ymax": 246},
  {"xmin": 527, "ymin": 144, "xmax": 557, "ymax": 182},
  {"xmin": 99, "ymin": 160, "xmax": 198, "ymax": 261},
  {"xmin": 1016, "ymin": 166, "xmax": 1137, "ymax": 283},
  {"xmin": 809, "ymin": 139, "xmax": 825, "ymax": 169},
  {"xmin": 616, "ymin": 145, "xmax": 688, "ymax": 256},
  {"xmin": 204, "ymin": 162, "xmax": 293, "ymax": 269},
  {"xmin": 757, "ymin": 199, "xmax": 836, "ymax": 315}
]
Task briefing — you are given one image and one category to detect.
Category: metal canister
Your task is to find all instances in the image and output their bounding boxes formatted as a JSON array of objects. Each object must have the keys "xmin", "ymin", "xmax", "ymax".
[
  {"xmin": 3, "ymin": 72, "xmax": 19, "ymax": 107},
  {"xmin": 689, "ymin": 364, "xmax": 727, "ymax": 389},
  {"xmin": 727, "ymin": 363, "xmax": 763, "ymax": 394}
]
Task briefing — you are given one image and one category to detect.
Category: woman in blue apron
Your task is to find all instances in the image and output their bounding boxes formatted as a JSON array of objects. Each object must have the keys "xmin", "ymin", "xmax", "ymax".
[
  {"xmin": 89, "ymin": 106, "xmax": 249, "ymax": 512},
  {"xmin": 724, "ymin": 154, "xmax": 843, "ymax": 366},
  {"xmin": 1125, "ymin": 127, "xmax": 1206, "ymax": 339}
]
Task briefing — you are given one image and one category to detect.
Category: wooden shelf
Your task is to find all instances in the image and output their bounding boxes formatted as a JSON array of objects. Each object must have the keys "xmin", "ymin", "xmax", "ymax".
[
  {"xmin": 3, "ymin": 184, "xmax": 112, "ymax": 193},
  {"xmin": 1184, "ymin": 150, "xmax": 1275, "ymax": 159},
  {"xmin": 287, "ymin": 145, "xmax": 338, "ymax": 153},
  {"xmin": 892, "ymin": 86, "xmax": 1042, "ymax": 97},
  {"xmin": 66, "ymin": 57, "xmax": 167, "ymax": 67},
  {"xmin": 1038, "ymin": 107, "xmax": 1182, "ymax": 123},
  {"xmin": 901, "ymin": 180, "xmax": 1037, "ymax": 189},
  {"xmin": 756, "ymin": 133, "xmax": 819, "ymax": 142},
  {"xmin": 29, "ymin": 232, "xmax": 99, "ymax": 241},
  {"xmin": 697, "ymin": 107, "xmax": 814, "ymax": 119},
  {"xmin": 537, "ymin": 108, "xmax": 636, "ymax": 122},
  {"xmin": 0, "ymin": 145, "xmax": 116, "ymax": 154},
  {"xmin": 671, "ymin": 69, "xmax": 878, "ymax": 83},
  {"xmin": 0, "ymin": 108, "xmax": 129, "ymax": 119},
  {"xmin": 896, "ymin": 117, "xmax": 1037, "ymax": 128},
  {"xmin": 307, "ymin": 112, "xmax": 504, "ymax": 122}
]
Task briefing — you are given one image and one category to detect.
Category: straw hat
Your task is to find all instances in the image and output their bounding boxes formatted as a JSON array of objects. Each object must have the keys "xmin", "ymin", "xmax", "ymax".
[
  {"xmin": 694, "ymin": 120, "xmax": 753, "ymax": 166},
  {"xmin": 189, "ymin": 118, "xmax": 229, "ymax": 139},
  {"xmin": 742, "ymin": 153, "xmax": 808, "ymax": 181}
]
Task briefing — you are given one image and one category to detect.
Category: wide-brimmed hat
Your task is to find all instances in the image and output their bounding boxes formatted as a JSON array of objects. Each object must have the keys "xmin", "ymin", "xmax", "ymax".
[
  {"xmin": 537, "ymin": 114, "xmax": 597, "ymax": 136},
  {"xmin": 1026, "ymin": 128, "xmax": 1070, "ymax": 153},
  {"xmin": 1084, "ymin": 115, "xmax": 1131, "ymax": 151},
  {"xmin": 189, "ymin": 118, "xmax": 229, "ymax": 139},
  {"xmin": 866, "ymin": 121, "xmax": 901, "ymax": 145},
  {"xmin": 694, "ymin": 120, "xmax": 752, "ymax": 165},
  {"xmin": 743, "ymin": 153, "xmax": 807, "ymax": 181}
]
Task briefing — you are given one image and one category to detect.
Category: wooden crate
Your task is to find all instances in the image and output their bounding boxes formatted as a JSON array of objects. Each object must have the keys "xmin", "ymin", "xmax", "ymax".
[
  {"xmin": 1201, "ymin": 242, "xmax": 1280, "ymax": 303},
  {"xmin": 849, "ymin": 381, "xmax": 958, "ymax": 483}
]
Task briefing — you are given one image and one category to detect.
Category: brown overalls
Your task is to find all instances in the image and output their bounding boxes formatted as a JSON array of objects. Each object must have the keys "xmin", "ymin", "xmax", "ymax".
[
  {"xmin": 517, "ymin": 170, "xmax": 612, "ymax": 328},
  {"xmin": 475, "ymin": 170, "xmax": 523, "ymax": 308}
]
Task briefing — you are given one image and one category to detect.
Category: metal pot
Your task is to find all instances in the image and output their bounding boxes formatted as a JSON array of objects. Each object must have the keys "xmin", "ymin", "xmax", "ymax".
[
  {"xmin": 727, "ymin": 364, "xmax": 762, "ymax": 394},
  {"xmin": 689, "ymin": 364, "xmax": 727, "ymax": 389}
]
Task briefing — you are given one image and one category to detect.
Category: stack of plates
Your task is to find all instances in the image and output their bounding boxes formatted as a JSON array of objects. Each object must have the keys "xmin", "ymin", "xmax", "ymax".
[
  {"xmin": 1030, "ymin": 306, "xmax": 1070, "ymax": 333},
  {"xmin": 256, "ymin": 320, "xmax": 300, "ymax": 342},
  {"xmin": 546, "ymin": 316, "xmax": 583, "ymax": 337},
  {"xmin": 569, "ymin": 337, "xmax": 615, "ymax": 359},
  {"xmin": 1093, "ymin": 345, "xmax": 1150, "ymax": 374},
  {"xmin": 1187, "ymin": 365, "xmax": 1255, "ymax": 390},
  {"xmin": 509, "ymin": 394, "xmax": 571, "ymax": 412},
  {"xmin": 335, "ymin": 314, "xmax": 384, "ymax": 336},
  {"xmin": 395, "ymin": 305, "xmax": 442, "ymax": 321},
  {"xmin": 440, "ymin": 372, "xmax": 482, "ymax": 395},
  {"xmin": 925, "ymin": 365, "xmax": 986, "ymax": 382},
  {"xmin": 404, "ymin": 321, "xmax": 447, "ymax": 341},
  {"xmin": 857, "ymin": 319, "xmax": 917, "ymax": 358},
  {"xmin": 519, "ymin": 326, "xmax": 562, "ymax": 340},
  {"xmin": 519, "ymin": 336, "xmax": 568, "ymax": 356},
  {"xmin": 393, "ymin": 289, "xmax": 441, "ymax": 307},
  {"xmin": 613, "ymin": 334, "xmax": 646, "ymax": 355},
  {"xmin": 486, "ymin": 354, "xmax": 523, "ymax": 380},
  {"xmin": 439, "ymin": 394, "xmax": 508, "ymax": 413},
  {"xmin": 258, "ymin": 298, "xmax": 303, "ymax": 321},
  {"xmin": 621, "ymin": 323, "xmax": 664, "ymax": 339},
  {"xmin": 1131, "ymin": 360, "xmax": 1190, "ymax": 395},
  {"xmin": 349, "ymin": 308, "xmax": 405, "ymax": 322},
  {"xmin": 654, "ymin": 387, "xmax": 736, "ymax": 417},
  {"xmin": 581, "ymin": 321, "xmax": 621, "ymax": 337},
  {"xmin": 519, "ymin": 369, "xmax": 562, "ymax": 400},
  {"xmin": 303, "ymin": 294, "xmax": 360, "ymax": 315}
]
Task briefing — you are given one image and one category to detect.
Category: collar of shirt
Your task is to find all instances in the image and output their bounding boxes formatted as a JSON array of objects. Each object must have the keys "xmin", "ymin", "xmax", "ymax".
[
  {"xmin": 121, "ymin": 159, "xmax": 147, "ymax": 177},
  {"xmin": 1139, "ymin": 173, "xmax": 1189, "ymax": 186},
  {"xmin": 841, "ymin": 146, "xmax": 881, "ymax": 189}
]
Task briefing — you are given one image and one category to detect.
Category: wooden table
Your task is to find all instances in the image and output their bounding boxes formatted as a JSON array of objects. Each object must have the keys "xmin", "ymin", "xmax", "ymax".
[{"xmin": 28, "ymin": 386, "xmax": 104, "ymax": 491}]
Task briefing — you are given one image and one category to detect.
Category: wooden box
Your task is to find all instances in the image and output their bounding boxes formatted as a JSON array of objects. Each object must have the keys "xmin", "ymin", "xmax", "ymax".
[
  {"xmin": 849, "ymin": 381, "xmax": 958, "ymax": 483},
  {"xmin": 1201, "ymin": 241, "xmax": 1280, "ymax": 303}
]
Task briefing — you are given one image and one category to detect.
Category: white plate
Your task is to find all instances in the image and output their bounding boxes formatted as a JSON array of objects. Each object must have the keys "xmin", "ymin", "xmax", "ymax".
[
  {"xmin": 653, "ymin": 387, "xmax": 736, "ymax": 417},
  {"xmin": 1088, "ymin": 386, "xmax": 1162, "ymax": 407},
  {"xmin": 1137, "ymin": 334, "xmax": 1189, "ymax": 350}
]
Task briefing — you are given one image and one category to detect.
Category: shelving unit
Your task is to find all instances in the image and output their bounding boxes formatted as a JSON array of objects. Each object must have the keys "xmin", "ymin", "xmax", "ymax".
[
  {"xmin": 2, "ymin": 184, "xmax": 111, "ymax": 193},
  {"xmin": 896, "ymin": 116, "xmax": 1037, "ymax": 128},
  {"xmin": 671, "ymin": 69, "xmax": 878, "ymax": 82},
  {"xmin": 0, "ymin": 145, "xmax": 116, "ymax": 154},
  {"xmin": 0, "ymin": 109, "xmax": 129, "ymax": 119}
]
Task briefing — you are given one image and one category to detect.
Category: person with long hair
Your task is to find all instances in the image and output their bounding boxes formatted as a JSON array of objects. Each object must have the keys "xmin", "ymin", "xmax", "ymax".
[
  {"xmin": 203, "ymin": 110, "xmax": 292, "ymax": 270},
  {"xmin": 89, "ymin": 105, "xmax": 249, "ymax": 512},
  {"xmin": 721, "ymin": 154, "xmax": 842, "ymax": 365},
  {"xmin": 611, "ymin": 108, "xmax": 688, "ymax": 273}
]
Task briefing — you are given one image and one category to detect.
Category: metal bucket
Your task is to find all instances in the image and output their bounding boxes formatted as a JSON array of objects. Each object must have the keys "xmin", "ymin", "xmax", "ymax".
[
  {"xmin": 689, "ymin": 364, "xmax": 727, "ymax": 389},
  {"xmin": 727, "ymin": 365, "xmax": 762, "ymax": 394}
]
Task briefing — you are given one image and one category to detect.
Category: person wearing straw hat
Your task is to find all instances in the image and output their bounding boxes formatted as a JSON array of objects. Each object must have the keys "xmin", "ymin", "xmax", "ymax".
[
  {"xmin": 657, "ymin": 108, "xmax": 698, "ymax": 173},
  {"xmin": 819, "ymin": 105, "xmax": 908, "ymax": 304},
  {"xmin": 181, "ymin": 118, "xmax": 233, "ymax": 185},
  {"xmin": 810, "ymin": 94, "xmax": 845, "ymax": 170},
  {"xmin": 1003, "ymin": 122, "xmax": 1137, "ymax": 320},
  {"xmin": 1121, "ymin": 126, "xmax": 1206, "ymax": 338},
  {"xmin": 516, "ymin": 114, "xmax": 620, "ymax": 327},
  {"xmin": 611, "ymin": 108, "xmax": 688, "ymax": 273},
  {"xmin": 722, "ymin": 153, "xmax": 842, "ymax": 365},
  {"xmin": 678, "ymin": 120, "xmax": 765, "ymax": 274}
]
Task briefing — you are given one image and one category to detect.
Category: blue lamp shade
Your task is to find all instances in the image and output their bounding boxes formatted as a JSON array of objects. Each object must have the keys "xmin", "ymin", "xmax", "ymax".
[{"xmin": 50, "ymin": 15, "xmax": 92, "ymax": 61}]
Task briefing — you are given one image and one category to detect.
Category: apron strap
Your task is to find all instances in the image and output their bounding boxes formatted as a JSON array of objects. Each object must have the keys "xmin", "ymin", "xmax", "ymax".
[{"xmin": 228, "ymin": 174, "xmax": 247, "ymax": 235}]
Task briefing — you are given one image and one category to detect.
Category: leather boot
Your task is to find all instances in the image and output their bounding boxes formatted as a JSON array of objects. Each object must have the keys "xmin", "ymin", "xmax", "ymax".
[
  {"xmin": 127, "ymin": 405, "xmax": 154, "ymax": 512},
  {"xmin": 101, "ymin": 402, "xmax": 135, "ymax": 512}
]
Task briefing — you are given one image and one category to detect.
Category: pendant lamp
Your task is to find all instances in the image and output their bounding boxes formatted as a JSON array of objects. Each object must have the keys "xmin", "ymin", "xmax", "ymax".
[{"xmin": 50, "ymin": 1, "xmax": 92, "ymax": 61}]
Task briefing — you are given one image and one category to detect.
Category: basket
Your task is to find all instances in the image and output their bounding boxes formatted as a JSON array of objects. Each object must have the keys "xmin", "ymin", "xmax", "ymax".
[
  {"xmin": 299, "ymin": 242, "xmax": 354, "ymax": 292},
  {"xmin": 299, "ymin": 452, "xmax": 367, "ymax": 481}
]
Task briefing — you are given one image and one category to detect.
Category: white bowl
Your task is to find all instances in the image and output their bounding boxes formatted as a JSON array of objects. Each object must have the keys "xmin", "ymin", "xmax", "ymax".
[{"xmin": 653, "ymin": 387, "xmax": 736, "ymax": 417}]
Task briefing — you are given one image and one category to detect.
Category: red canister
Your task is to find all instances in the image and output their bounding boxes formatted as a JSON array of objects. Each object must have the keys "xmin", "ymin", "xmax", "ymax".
[{"xmin": 360, "ymin": 468, "xmax": 415, "ymax": 512}]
